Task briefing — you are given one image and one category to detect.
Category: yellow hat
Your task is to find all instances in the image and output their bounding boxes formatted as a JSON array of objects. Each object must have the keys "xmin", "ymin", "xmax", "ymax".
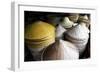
[
  {"xmin": 25, "ymin": 21, "xmax": 55, "ymax": 49},
  {"xmin": 25, "ymin": 21, "xmax": 55, "ymax": 40}
]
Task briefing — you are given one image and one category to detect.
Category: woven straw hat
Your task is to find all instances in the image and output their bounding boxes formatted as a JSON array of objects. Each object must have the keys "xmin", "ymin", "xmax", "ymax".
[{"xmin": 25, "ymin": 21, "xmax": 55, "ymax": 51}]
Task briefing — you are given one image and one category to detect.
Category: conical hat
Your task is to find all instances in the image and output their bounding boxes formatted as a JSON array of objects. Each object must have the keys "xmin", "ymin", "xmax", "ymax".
[
  {"xmin": 41, "ymin": 39, "xmax": 79, "ymax": 60},
  {"xmin": 41, "ymin": 40, "xmax": 63, "ymax": 60},
  {"xmin": 25, "ymin": 21, "xmax": 55, "ymax": 40},
  {"xmin": 61, "ymin": 17, "xmax": 74, "ymax": 28},
  {"xmin": 25, "ymin": 21, "xmax": 55, "ymax": 50}
]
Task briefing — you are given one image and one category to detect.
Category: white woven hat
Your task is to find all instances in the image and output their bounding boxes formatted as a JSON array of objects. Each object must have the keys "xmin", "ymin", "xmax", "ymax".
[
  {"xmin": 65, "ymin": 23, "xmax": 89, "ymax": 53},
  {"xmin": 66, "ymin": 23, "xmax": 89, "ymax": 40}
]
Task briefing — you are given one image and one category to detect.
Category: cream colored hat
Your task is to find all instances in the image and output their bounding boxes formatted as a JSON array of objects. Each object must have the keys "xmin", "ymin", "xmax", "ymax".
[{"xmin": 61, "ymin": 17, "xmax": 74, "ymax": 28}]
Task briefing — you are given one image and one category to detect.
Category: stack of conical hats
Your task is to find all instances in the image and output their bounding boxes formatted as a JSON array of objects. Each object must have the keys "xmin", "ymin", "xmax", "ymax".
[
  {"xmin": 64, "ymin": 23, "xmax": 89, "ymax": 53},
  {"xmin": 25, "ymin": 21, "xmax": 55, "ymax": 51}
]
